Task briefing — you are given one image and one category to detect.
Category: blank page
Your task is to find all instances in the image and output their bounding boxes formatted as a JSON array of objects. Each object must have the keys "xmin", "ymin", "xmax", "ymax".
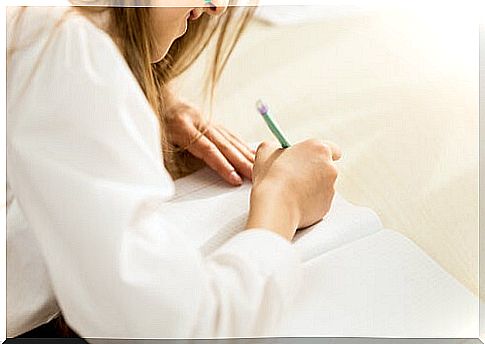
[{"xmin": 274, "ymin": 229, "xmax": 478, "ymax": 338}]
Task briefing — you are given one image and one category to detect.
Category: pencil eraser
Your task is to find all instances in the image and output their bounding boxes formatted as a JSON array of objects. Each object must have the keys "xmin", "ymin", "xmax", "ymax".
[{"xmin": 256, "ymin": 99, "xmax": 269, "ymax": 115}]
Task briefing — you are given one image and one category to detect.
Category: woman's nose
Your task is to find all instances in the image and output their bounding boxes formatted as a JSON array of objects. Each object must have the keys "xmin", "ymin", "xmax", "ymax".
[{"xmin": 203, "ymin": 0, "xmax": 228, "ymax": 16}]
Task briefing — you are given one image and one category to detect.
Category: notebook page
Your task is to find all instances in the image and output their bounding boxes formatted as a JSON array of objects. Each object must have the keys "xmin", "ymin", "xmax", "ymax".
[
  {"xmin": 274, "ymin": 229, "xmax": 478, "ymax": 338},
  {"xmin": 162, "ymin": 168, "xmax": 251, "ymax": 253},
  {"xmin": 166, "ymin": 167, "xmax": 382, "ymax": 260},
  {"xmin": 292, "ymin": 192, "xmax": 383, "ymax": 262}
]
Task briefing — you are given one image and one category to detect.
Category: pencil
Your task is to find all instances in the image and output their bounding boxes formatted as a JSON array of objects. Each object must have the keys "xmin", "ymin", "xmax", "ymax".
[
  {"xmin": 204, "ymin": 0, "xmax": 217, "ymax": 10},
  {"xmin": 256, "ymin": 99, "xmax": 291, "ymax": 148}
]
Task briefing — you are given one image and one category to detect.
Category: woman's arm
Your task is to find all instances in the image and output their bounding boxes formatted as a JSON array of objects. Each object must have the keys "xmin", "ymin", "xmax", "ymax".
[{"xmin": 7, "ymin": 14, "xmax": 302, "ymax": 338}]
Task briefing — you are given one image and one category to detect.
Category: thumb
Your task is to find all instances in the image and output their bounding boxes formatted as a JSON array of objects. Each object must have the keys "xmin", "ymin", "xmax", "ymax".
[{"xmin": 255, "ymin": 141, "xmax": 281, "ymax": 163}]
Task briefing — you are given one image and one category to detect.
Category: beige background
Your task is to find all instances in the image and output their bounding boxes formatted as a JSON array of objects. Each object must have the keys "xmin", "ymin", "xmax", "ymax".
[{"xmin": 173, "ymin": 6, "xmax": 479, "ymax": 295}]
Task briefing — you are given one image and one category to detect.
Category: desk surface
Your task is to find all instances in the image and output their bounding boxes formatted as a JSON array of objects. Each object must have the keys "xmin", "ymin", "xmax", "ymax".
[{"xmin": 173, "ymin": 7, "xmax": 479, "ymax": 295}]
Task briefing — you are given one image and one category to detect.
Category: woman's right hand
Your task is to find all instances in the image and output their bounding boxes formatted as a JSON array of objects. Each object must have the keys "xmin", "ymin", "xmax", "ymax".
[{"xmin": 246, "ymin": 139, "xmax": 341, "ymax": 241}]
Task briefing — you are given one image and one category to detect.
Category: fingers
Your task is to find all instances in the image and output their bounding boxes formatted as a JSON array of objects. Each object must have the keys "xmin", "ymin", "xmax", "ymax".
[
  {"xmin": 167, "ymin": 103, "xmax": 256, "ymax": 185},
  {"xmin": 303, "ymin": 139, "xmax": 342, "ymax": 161},
  {"xmin": 322, "ymin": 140, "xmax": 342, "ymax": 161},
  {"xmin": 216, "ymin": 126, "xmax": 255, "ymax": 163},
  {"xmin": 184, "ymin": 126, "xmax": 243, "ymax": 186},
  {"xmin": 188, "ymin": 135, "xmax": 243, "ymax": 186},
  {"xmin": 257, "ymin": 139, "xmax": 341, "ymax": 162},
  {"xmin": 220, "ymin": 127, "xmax": 257, "ymax": 156},
  {"xmin": 255, "ymin": 141, "xmax": 282, "ymax": 162},
  {"xmin": 205, "ymin": 127, "xmax": 254, "ymax": 181}
]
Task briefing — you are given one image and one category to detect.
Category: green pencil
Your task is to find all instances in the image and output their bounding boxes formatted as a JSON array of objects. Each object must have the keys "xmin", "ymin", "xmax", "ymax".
[{"xmin": 256, "ymin": 99, "xmax": 291, "ymax": 148}]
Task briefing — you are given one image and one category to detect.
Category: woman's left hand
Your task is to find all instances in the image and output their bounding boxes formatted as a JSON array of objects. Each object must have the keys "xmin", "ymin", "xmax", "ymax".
[{"xmin": 165, "ymin": 99, "xmax": 255, "ymax": 186}]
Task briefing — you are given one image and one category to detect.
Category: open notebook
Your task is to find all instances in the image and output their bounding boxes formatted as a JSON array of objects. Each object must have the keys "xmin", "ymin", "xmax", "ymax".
[{"xmin": 163, "ymin": 167, "xmax": 478, "ymax": 337}]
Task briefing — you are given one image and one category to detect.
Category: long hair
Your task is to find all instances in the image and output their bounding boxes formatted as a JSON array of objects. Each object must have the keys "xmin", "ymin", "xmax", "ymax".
[
  {"xmin": 7, "ymin": 5, "xmax": 254, "ymax": 336},
  {"xmin": 8, "ymin": 3, "xmax": 255, "ymax": 176},
  {"xmin": 81, "ymin": 5, "xmax": 255, "ymax": 176}
]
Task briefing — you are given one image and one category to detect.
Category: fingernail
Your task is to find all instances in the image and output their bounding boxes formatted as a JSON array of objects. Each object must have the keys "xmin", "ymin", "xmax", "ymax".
[{"xmin": 230, "ymin": 171, "xmax": 243, "ymax": 185}]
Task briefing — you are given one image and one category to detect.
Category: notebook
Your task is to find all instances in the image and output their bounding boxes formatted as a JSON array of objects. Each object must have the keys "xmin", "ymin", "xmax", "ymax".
[{"xmin": 163, "ymin": 167, "xmax": 478, "ymax": 337}]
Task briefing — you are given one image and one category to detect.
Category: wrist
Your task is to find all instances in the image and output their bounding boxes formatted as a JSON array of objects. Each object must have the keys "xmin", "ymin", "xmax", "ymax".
[
  {"xmin": 246, "ymin": 180, "xmax": 300, "ymax": 241},
  {"xmin": 163, "ymin": 87, "xmax": 189, "ymax": 114}
]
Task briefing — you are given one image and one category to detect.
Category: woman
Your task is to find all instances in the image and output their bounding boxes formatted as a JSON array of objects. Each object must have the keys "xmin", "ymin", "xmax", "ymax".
[{"xmin": 7, "ymin": 0, "xmax": 341, "ymax": 339}]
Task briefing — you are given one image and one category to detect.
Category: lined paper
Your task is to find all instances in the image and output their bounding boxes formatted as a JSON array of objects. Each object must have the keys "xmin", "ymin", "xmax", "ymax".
[{"xmin": 164, "ymin": 167, "xmax": 382, "ymax": 261}]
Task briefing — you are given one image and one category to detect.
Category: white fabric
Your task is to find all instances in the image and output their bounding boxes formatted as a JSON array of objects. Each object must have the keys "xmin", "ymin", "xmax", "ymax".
[
  {"xmin": 6, "ymin": 7, "xmax": 303, "ymax": 338},
  {"xmin": 276, "ymin": 230, "xmax": 478, "ymax": 337},
  {"xmin": 154, "ymin": 167, "xmax": 479, "ymax": 337}
]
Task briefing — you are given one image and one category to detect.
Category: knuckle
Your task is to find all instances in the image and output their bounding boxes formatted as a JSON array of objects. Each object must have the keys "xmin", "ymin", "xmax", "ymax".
[
  {"xmin": 255, "ymin": 146, "xmax": 264, "ymax": 159},
  {"xmin": 260, "ymin": 141, "xmax": 272, "ymax": 149},
  {"xmin": 326, "ymin": 163, "xmax": 338, "ymax": 181},
  {"xmin": 257, "ymin": 141, "xmax": 267, "ymax": 151},
  {"xmin": 304, "ymin": 139, "xmax": 332, "ymax": 157},
  {"xmin": 304, "ymin": 138, "xmax": 322, "ymax": 148},
  {"xmin": 197, "ymin": 138, "xmax": 210, "ymax": 150},
  {"xmin": 176, "ymin": 113, "xmax": 192, "ymax": 127},
  {"xmin": 256, "ymin": 141, "xmax": 272, "ymax": 155},
  {"xmin": 207, "ymin": 144, "xmax": 220, "ymax": 156},
  {"xmin": 317, "ymin": 162, "xmax": 337, "ymax": 182},
  {"xmin": 318, "ymin": 143, "xmax": 332, "ymax": 158},
  {"xmin": 216, "ymin": 138, "xmax": 231, "ymax": 152},
  {"xmin": 199, "ymin": 141, "xmax": 218, "ymax": 157}
]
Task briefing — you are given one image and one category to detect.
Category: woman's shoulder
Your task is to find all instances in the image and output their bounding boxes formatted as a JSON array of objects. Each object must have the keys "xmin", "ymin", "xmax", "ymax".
[
  {"xmin": 7, "ymin": 6, "xmax": 143, "ymax": 112},
  {"xmin": 8, "ymin": 7, "xmax": 106, "ymax": 50},
  {"xmin": 8, "ymin": 6, "xmax": 128, "ymax": 84},
  {"xmin": 7, "ymin": 6, "xmax": 161, "ymax": 147}
]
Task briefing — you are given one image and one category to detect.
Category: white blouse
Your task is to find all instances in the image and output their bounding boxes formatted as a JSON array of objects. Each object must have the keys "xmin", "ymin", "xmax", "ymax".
[{"xmin": 6, "ymin": 7, "xmax": 303, "ymax": 339}]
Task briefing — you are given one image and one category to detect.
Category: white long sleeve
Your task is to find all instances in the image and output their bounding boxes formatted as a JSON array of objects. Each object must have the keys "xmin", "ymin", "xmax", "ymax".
[{"xmin": 6, "ymin": 7, "xmax": 303, "ymax": 338}]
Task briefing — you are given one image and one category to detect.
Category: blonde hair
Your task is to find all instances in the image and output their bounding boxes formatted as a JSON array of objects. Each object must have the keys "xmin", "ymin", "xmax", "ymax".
[
  {"xmin": 8, "ymin": 4, "xmax": 254, "ymax": 336},
  {"xmin": 8, "ymin": 4, "xmax": 255, "ymax": 177},
  {"xmin": 81, "ymin": 5, "xmax": 255, "ymax": 176}
]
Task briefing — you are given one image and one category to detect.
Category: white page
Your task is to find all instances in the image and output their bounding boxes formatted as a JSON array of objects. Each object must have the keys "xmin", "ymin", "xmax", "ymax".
[
  {"xmin": 164, "ymin": 167, "xmax": 382, "ymax": 260},
  {"xmin": 273, "ymin": 229, "xmax": 478, "ymax": 338},
  {"xmin": 293, "ymin": 192, "xmax": 383, "ymax": 262}
]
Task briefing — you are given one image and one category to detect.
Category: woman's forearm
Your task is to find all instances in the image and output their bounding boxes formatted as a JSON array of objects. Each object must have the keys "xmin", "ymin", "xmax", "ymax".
[{"xmin": 246, "ymin": 182, "xmax": 300, "ymax": 242}]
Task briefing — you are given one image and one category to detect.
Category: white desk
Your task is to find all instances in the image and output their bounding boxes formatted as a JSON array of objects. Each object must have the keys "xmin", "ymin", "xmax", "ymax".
[{"xmin": 173, "ymin": 6, "xmax": 479, "ymax": 296}]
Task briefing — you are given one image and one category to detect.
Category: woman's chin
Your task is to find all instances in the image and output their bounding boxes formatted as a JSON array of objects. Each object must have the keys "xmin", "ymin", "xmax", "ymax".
[
  {"xmin": 151, "ymin": 48, "xmax": 169, "ymax": 64},
  {"xmin": 180, "ymin": 22, "xmax": 189, "ymax": 37},
  {"xmin": 151, "ymin": 27, "xmax": 188, "ymax": 64}
]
